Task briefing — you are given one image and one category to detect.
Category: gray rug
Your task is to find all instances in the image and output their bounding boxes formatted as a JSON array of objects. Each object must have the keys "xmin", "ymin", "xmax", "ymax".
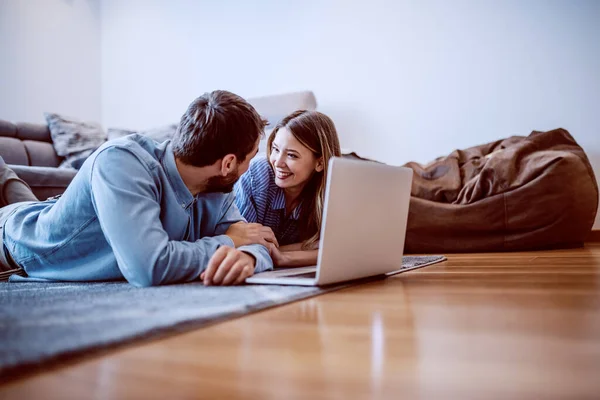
[{"xmin": 0, "ymin": 255, "xmax": 444, "ymax": 379}]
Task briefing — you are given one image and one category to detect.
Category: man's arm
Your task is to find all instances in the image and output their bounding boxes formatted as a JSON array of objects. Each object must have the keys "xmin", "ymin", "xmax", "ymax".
[
  {"xmin": 215, "ymin": 199, "xmax": 274, "ymax": 274},
  {"xmin": 90, "ymin": 147, "xmax": 236, "ymax": 287}
]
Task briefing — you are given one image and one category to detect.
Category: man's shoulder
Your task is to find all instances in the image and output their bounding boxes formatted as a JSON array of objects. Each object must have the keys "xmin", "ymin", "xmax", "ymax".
[{"xmin": 92, "ymin": 135, "xmax": 167, "ymax": 170}]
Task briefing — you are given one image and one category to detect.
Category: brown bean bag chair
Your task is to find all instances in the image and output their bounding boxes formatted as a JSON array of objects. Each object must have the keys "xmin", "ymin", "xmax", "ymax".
[{"xmin": 402, "ymin": 128, "xmax": 598, "ymax": 253}]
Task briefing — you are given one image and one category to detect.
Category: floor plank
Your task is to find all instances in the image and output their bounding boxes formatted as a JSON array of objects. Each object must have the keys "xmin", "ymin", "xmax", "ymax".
[{"xmin": 2, "ymin": 244, "xmax": 600, "ymax": 399}]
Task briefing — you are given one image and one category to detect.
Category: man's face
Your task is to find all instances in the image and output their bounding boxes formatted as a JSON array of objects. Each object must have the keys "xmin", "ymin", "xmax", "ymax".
[
  {"xmin": 237, "ymin": 138, "xmax": 261, "ymax": 176},
  {"xmin": 204, "ymin": 167, "xmax": 240, "ymax": 193},
  {"xmin": 204, "ymin": 139, "xmax": 260, "ymax": 194}
]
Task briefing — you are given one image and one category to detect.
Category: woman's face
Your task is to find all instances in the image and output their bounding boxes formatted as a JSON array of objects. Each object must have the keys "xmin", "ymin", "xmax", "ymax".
[{"xmin": 269, "ymin": 128, "xmax": 323, "ymax": 191}]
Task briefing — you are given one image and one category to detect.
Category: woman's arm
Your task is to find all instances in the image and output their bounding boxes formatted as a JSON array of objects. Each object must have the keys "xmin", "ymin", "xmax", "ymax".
[
  {"xmin": 279, "ymin": 240, "xmax": 320, "ymax": 252},
  {"xmin": 279, "ymin": 243, "xmax": 303, "ymax": 252},
  {"xmin": 270, "ymin": 241, "xmax": 319, "ymax": 267},
  {"xmin": 271, "ymin": 248, "xmax": 319, "ymax": 268}
]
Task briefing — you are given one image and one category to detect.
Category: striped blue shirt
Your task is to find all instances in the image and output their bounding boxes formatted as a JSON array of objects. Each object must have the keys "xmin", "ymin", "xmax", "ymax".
[{"xmin": 234, "ymin": 156, "xmax": 302, "ymax": 246}]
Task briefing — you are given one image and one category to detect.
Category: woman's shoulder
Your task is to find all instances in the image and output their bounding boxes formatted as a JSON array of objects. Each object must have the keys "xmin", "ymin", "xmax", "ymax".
[{"xmin": 248, "ymin": 155, "xmax": 274, "ymax": 182}]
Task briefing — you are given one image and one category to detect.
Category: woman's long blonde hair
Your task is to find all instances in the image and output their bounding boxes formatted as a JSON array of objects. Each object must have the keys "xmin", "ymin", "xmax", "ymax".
[{"xmin": 266, "ymin": 110, "xmax": 341, "ymax": 249}]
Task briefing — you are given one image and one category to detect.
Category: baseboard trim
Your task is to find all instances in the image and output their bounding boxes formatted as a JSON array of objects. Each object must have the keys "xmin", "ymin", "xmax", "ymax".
[{"xmin": 587, "ymin": 230, "xmax": 600, "ymax": 242}]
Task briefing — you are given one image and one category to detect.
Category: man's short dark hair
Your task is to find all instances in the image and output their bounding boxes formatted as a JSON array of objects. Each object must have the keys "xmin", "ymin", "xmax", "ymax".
[{"xmin": 172, "ymin": 90, "xmax": 267, "ymax": 167}]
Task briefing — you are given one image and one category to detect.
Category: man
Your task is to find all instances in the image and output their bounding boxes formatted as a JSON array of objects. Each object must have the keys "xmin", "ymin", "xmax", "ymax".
[{"xmin": 0, "ymin": 90, "xmax": 278, "ymax": 287}]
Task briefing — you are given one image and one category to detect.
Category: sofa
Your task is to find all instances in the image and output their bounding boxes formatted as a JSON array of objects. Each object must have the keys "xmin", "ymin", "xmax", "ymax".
[
  {"xmin": 0, "ymin": 91, "xmax": 318, "ymax": 200},
  {"xmin": 0, "ymin": 120, "xmax": 77, "ymax": 200}
]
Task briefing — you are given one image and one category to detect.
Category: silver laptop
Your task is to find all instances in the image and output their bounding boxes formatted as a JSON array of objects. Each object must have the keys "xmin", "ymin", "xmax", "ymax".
[{"xmin": 245, "ymin": 157, "xmax": 423, "ymax": 286}]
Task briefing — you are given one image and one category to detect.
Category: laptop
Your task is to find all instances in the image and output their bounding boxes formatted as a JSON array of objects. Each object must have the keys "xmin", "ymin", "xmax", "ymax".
[{"xmin": 245, "ymin": 157, "xmax": 425, "ymax": 286}]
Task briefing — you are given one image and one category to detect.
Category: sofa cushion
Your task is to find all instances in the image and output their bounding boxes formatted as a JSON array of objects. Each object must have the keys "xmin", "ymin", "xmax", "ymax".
[
  {"xmin": 23, "ymin": 140, "xmax": 63, "ymax": 167},
  {"xmin": 16, "ymin": 123, "xmax": 52, "ymax": 142},
  {"xmin": 248, "ymin": 90, "xmax": 317, "ymax": 128},
  {"xmin": 0, "ymin": 121, "xmax": 62, "ymax": 167},
  {"xmin": 10, "ymin": 165, "xmax": 77, "ymax": 201},
  {"xmin": 0, "ymin": 137, "xmax": 29, "ymax": 165},
  {"xmin": 44, "ymin": 113, "xmax": 107, "ymax": 157},
  {"xmin": 0, "ymin": 120, "xmax": 17, "ymax": 138}
]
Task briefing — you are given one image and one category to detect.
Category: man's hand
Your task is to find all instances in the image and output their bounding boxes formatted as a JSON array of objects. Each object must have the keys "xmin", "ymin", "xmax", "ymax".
[
  {"xmin": 200, "ymin": 246, "xmax": 256, "ymax": 286},
  {"xmin": 225, "ymin": 222, "xmax": 279, "ymax": 248}
]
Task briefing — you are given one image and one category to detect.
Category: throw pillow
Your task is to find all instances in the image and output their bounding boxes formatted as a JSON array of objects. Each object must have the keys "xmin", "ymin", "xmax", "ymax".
[
  {"xmin": 58, "ymin": 148, "xmax": 96, "ymax": 170},
  {"xmin": 44, "ymin": 113, "xmax": 107, "ymax": 157}
]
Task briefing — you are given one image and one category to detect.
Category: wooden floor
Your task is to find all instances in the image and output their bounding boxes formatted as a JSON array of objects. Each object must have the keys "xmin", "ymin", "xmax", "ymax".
[{"xmin": 2, "ymin": 244, "xmax": 600, "ymax": 399}]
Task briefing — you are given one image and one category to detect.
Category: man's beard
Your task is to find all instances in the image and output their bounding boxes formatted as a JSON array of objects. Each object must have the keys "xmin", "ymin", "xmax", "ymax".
[{"xmin": 204, "ymin": 169, "xmax": 240, "ymax": 193}]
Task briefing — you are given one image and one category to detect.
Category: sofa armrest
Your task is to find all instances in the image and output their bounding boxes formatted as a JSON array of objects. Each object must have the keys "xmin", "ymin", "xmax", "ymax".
[{"xmin": 9, "ymin": 165, "xmax": 77, "ymax": 200}]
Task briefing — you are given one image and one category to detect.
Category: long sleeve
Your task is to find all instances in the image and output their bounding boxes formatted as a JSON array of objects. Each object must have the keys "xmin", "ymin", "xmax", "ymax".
[
  {"xmin": 214, "ymin": 198, "xmax": 274, "ymax": 274},
  {"xmin": 90, "ymin": 147, "xmax": 236, "ymax": 287}
]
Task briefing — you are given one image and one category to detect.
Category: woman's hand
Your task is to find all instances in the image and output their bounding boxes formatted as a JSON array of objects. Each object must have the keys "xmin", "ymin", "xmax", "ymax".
[{"xmin": 268, "ymin": 243, "xmax": 288, "ymax": 267}]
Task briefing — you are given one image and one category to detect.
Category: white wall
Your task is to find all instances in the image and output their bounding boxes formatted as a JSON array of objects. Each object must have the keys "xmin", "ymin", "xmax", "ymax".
[
  {"xmin": 0, "ymin": 0, "xmax": 101, "ymax": 123},
  {"xmin": 100, "ymin": 0, "xmax": 600, "ymax": 228}
]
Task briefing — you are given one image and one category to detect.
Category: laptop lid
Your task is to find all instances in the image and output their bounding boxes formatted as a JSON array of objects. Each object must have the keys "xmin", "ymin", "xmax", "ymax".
[{"xmin": 315, "ymin": 157, "xmax": 413, "ymax": 285}]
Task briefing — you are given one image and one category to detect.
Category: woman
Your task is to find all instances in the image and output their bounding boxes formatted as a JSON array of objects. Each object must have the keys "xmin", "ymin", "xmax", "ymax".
[{"xmin": 234, "ymin": 110, "xmax": 342, "ymax": 267}]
